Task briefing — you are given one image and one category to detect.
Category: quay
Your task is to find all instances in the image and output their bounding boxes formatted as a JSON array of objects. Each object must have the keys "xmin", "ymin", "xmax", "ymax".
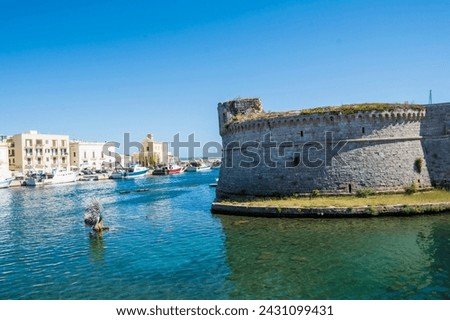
[
  {"xmin": 212, "ymin": 201, "xmax": 450, "ymax": 218},
  {"xmin": 211, "ymin": 189, "xmax": 450, "ymax": 218}
]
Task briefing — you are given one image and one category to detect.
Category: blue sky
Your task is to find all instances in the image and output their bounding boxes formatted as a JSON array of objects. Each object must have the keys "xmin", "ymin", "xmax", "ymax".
[{"xmin": 1, "ymin": 0, "xmax": 449, "ymax": 154}]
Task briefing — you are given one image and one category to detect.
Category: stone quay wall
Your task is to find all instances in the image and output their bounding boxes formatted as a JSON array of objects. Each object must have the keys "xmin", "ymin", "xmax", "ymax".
[{"xmin": 216, "ymin": 99, "xmax": 450, "ymax": 199}]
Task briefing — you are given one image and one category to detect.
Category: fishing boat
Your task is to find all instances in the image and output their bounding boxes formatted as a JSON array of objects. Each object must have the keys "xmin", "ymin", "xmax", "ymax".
[
  {"xmin": 186, "ymin": 161, "xmax": 211, "ymax": 172},
  {"xmin": 123, "ymin": 165, "xmax": 149, "ymax": 179},
  {"xmin": 168, "ymin": 163, "xmax": 184, "ymax": 174},
  {"xmin": 0, "ymin": 177, "xmax": 13, "ymax": 189},
  {"xmin": 152, "ymin": 163, "xmax": 185, "ymax": 175},
  {"xmin": 110, "ymin": 169, "xmax": 125, "ymax": 179}
]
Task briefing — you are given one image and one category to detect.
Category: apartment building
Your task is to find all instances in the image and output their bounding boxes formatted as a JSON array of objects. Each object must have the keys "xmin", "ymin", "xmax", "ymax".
[
  {"xmin": 69, "ymin": 141, "xmax": 116, "ymax": 170},
  {"xmin": 8, "ymin": 130, "xmax": 70, "ymax": 174}
]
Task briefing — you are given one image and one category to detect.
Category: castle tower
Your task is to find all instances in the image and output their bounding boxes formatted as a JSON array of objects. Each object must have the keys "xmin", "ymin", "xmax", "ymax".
[{"xmin": 217, "ymin": 98, "xmax": 263, "ymax": 135}]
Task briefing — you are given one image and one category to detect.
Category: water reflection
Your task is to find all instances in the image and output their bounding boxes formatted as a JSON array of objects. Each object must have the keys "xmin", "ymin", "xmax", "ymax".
[
  {"xmin": 218, "ymin": 214, "xmax": 450, "ymax": 299},
  {"xmin": 89, "ymin": 235, "xmax": 105, "ymax": 263}
]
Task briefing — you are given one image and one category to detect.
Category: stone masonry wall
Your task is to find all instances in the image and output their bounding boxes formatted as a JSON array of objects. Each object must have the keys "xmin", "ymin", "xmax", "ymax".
[
  {"xmin": 216, "ymin": 100, "xmax": 450, "ymax": 199},
  {"xmin": 421, "ymin": 103, "xmax": 450, "ymax": 187}
]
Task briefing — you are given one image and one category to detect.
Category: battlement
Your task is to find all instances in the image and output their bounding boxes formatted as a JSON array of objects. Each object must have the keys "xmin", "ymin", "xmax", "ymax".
[
  {"xmin": 220, "ymin": 102, "xmax": 427, "ymax": 136},
  {"xmin": 224, "ymin": 108, "xmax": 426, "ymax": 135}
]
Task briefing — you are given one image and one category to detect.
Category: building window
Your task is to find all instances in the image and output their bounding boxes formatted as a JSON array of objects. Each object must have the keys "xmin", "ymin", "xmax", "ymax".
[
  {"xmin": 84, "ymin": 152, "xmax": 87, "ymax": 159},
  {"xmin": 362, "ymin": 127, "xmax": 365, "ymax": 134},
  {"xmin": 62, "ymin": 157, "xmax": 66, "ymax": 164},
  {"xmin": 92, "ymin": 151, "xmax": 95, "ymax": 158},
  {"xmin": 300, "ymin": 131, "xmax": 304, "ymax": 137},
  {"xmin": 73, "ymin": 152, "xmax": 76, "ymax": 157},
  {"xmin": 37, "ymin": 158, "xmax": 42, "ymax": 165}
]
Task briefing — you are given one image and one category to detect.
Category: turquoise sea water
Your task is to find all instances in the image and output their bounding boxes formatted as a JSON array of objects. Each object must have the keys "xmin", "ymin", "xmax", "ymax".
[{"xmin": 0, "ymin": 170, "xmax": 448, "ymax": 300}]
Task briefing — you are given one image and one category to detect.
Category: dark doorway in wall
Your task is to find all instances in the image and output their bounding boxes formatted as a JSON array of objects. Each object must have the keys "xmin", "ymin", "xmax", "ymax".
[
  {"xmin": 293, "ymin": 155, "xmax": 300, "ymax": 167},
  {"xmin": 348, "ymin": 184, "xmax": 352, "ymax": 193}
]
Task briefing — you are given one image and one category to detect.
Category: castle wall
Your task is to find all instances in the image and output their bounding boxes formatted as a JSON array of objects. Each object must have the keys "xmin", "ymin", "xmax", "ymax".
[
  {"xmin": 217, "ymin": 100, "xmax": 450, "ymax": 199},
  {"xmin": 421, "ymin": 103, "xmax": 450, "ymax": 187}
]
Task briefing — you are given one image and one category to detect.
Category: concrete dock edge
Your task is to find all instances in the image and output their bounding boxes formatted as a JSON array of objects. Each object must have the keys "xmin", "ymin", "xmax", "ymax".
[{"xmin": 211, "ymin": 202, "xmax": 450, "ymax": 218}]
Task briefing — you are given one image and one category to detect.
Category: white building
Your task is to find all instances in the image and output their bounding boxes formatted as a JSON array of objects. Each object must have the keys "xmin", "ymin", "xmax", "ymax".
[
  {"xmin": 0, "ymin": 136, "xmax": 11, "ymax": 178},
  {"xmin": 69, "ymin": 141, "xmax": 117, "ymax": 170},
  {"xmin": 9, "ymin": 130, "xmax": 70, "ymax": 174}
]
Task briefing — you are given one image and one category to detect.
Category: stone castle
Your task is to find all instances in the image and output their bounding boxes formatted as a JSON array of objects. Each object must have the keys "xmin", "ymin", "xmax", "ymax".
[{"xmin": 216, "ymin": 98, "xmax": 450, "ymax": 199}]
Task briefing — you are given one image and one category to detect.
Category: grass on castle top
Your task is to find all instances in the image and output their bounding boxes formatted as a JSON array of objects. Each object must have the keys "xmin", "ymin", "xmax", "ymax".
[{"xmin": 221, "ymin": 189, "xmax": 450, "ymax": 208}]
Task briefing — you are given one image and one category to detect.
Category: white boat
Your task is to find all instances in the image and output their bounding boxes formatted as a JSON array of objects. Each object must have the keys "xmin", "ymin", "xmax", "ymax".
[
  {"xmin": 48, "ymin": 169, "xmax": 78, "ymax": 184},
  {"xmin": 123, "ymin": 165, "xmax": 149, "ymax": 179},
  {"xmin": 0, "ymin": 177, "xmax": 13, "ymax": 189},
  {"xmin": 186, "ymin": 161, "xmax": 211, "ymax": 172},
  {"xmin": 26, "ymin": 169, "xmax": 77, "ymax": 186},
  {"xmin": 210, "ymin": 160, "xmax": 222, "ymax": 170}
]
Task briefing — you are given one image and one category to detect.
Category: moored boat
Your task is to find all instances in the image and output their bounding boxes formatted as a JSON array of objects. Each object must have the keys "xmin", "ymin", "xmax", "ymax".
[
  {"xmin": 25, "ymin": 168, "xmax": 77, "ymax": 186},
  {"xmin": 186, "ymin": 161, "xmax": 211, "ymax": 172},
  {"xmin": 210, "ymin": 160, "xmax": 222, "ymax": 170},
  {"xmin": 152, "ymin": 163, "xmax": 185, "ymax": 175},
  {"xmin": 25, "ymin": 174, "xmax": 45, "ymax": 187},
  {"xmin": 123, "ymin": 165, "xmax": 149, "ymax": 179},
  {"xmin": 110, "ymin": 170, "xmax": 125, "ymax": 179},
  {"xmin": 47, "ymin": 168, "xmax": 78, "ymax": 184},
  {"xmin": 168, "ymin": 163, "xmax": 185, "ymax": 174},
  {"xmin": 0, "ymin": 177, "xmax": 13, "ymax": 189}
]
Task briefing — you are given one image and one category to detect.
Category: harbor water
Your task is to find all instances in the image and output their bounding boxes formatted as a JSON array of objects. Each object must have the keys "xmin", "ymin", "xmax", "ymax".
[{"xmin": 0, "ymin": 170, "xmax": 449, "ymax": 299}]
